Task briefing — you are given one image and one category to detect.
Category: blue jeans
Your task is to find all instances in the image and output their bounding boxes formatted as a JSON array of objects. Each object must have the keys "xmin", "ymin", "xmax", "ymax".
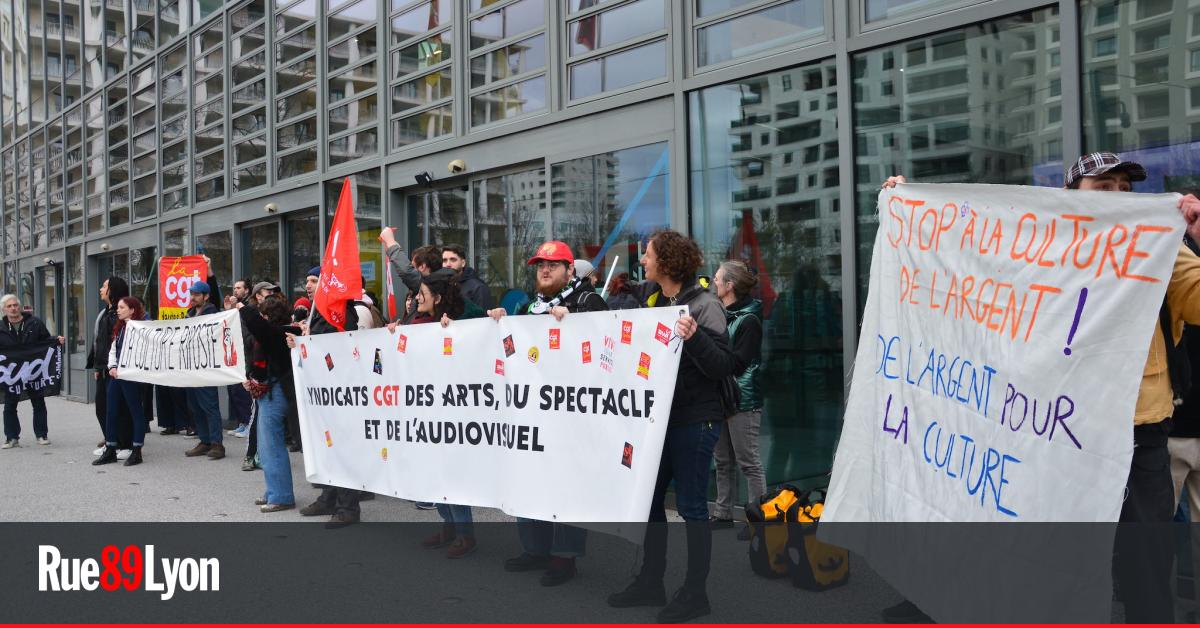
[
  {"xmin": 3, "ymin": 394, "xmax": 47, "ymax": 441},
  {"xmin": 106, "ymin": 379, "xmax": 147, "ymax": 447},
  {"xmin": 186, "ymin": 386, "xmax": 222, "ymax": 445},
  {"xmin": 436, "ymin": 504, "xmax": 474, "ymax": 536},
  {"xmin": 517, "ymin": 519, "xmax": 587, "ymax": 558},
  {"xmin": 256, "ymin": 382, "xmax": 294, "ymax": 506},
  {"xmin": 639, "ymin": 420, "xmax": 720, "ymax": 593}
]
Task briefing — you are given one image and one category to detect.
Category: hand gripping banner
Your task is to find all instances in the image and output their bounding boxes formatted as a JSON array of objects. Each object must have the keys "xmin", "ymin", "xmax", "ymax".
[
  {"xmin": 292, "ymin": 308, "xmax": 686, "ymax": 523},
  {"xmin": 115, "ymin": 309, "xmax": 247, "ymax": 386}
]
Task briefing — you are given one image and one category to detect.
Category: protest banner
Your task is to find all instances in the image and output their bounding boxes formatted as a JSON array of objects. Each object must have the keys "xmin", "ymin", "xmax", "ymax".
[
  {"xmin": 115, "ymin": 309, "xmax": 246, "ymax": 386},
  {"xmin": 820, "ymin": 183, "xmax": 1185, "ymax": 621},
  {"xmin": 292, "ymin": 308, "xmax": 685, "ymax": 523},
  {"xmin": 158, "ymin": 256, "xmax": 209, "ymax": 320},
  {"xmin": 0, "ymin": 338, "xmax": 63, "ymax": 402}
]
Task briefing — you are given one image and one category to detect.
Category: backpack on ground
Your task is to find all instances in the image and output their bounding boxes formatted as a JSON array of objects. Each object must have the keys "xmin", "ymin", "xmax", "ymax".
[{"xmin": 745, "ymin": 485, "xmax": 850, "ymax": 591}]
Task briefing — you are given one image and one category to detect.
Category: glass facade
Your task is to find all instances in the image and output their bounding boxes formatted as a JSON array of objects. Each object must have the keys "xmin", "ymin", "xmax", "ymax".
[
  {"xmin": 690, "ymin": 59, "xmax": 842, "ymax": 485},
  {"xmin": 2, "ymin": 0, "xmax": 1199, "ymax": 490}
]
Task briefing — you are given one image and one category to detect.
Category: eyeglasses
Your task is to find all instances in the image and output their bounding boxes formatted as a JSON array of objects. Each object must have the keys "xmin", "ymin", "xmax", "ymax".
[{"xmin": 533, "ymin": 261, "xmax": 565, "ymax": 271}]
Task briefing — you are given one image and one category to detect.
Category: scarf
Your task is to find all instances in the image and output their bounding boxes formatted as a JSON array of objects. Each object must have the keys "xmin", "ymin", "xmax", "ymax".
[{"xmin": 528, "ymin": 278, "xmax": 584, "ymax": 315}]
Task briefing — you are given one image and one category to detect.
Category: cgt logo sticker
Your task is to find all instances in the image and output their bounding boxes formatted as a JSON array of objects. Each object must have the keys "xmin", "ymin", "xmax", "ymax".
[
  {"xmin": 549, "ymin": 328, "xmax": 561, "ymax": 350},
  {"xmin": 636, "ymin": 352, "xmax": 651, "ymax": 380},
  {"xmin": 655, "ymin": 322, "xmax": 671, "ymax": 346}
]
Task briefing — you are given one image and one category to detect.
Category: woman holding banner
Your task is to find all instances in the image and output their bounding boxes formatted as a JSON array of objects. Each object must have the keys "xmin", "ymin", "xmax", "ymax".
[
  {"xmin": 389, "ymin": 269, "xmax": 477, "ymax": 557},
  {"xmin": 237, "ymin": 294, "xmax": 302, "ymax": 513},
  {"xmin": 94, "ymin": 297, "xmax": 150, "ymax": 467},
  {"xmin": 607, "ymin": 230, "xmax": 736, "ymax": 623}
]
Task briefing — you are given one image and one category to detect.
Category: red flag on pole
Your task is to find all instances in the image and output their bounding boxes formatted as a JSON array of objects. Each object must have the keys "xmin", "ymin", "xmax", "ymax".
[{"xmin": 315, "ymin": 177, "xmax": 362, "ymax": 331}]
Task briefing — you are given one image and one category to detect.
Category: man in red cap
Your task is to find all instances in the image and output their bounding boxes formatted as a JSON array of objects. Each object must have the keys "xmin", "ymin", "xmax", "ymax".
[
  {"xmin": 487, "ymin": 241, "xmax": 607, "ymax": 586},
  {"xmin": 490, "ymin": 241, "xmax": 607, "ymax": 319}
]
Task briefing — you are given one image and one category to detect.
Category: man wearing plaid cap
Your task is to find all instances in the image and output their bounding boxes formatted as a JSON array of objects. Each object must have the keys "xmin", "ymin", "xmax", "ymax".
[{"xmin": 883, "ymin": 154, "xmax": 1200, "ymax": 623}]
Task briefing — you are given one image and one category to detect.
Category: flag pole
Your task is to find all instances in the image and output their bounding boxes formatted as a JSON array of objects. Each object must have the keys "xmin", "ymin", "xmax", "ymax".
[{"xmin": 599, "ymin": 255, "xmax": 618, "ymax": 300}]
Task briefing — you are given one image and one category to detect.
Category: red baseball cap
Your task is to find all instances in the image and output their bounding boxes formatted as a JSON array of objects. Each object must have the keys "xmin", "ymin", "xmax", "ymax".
[{"xmin": 527, "ymin": 241, "xmax": 574, "ymax": 266}]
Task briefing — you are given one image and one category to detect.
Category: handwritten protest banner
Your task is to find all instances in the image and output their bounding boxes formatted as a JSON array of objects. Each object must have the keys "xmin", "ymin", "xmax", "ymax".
[
  {"xmin": 158, "ymin": 256, "xmax": 208, "ymax": 320},
  {"xmin": 115, "ymin": 309, "xmax": 246, "ymax": 386},
  {"xmin": 0, "ymin": 339, "xmax": 62, "ymax": 401},
  {"xmin": 820, "ymin": 183, "xmax": 1184, "ymax": 621},
  {"xmin": 292, "ymin": 308, "xmax": 684, "ymax": 522}
]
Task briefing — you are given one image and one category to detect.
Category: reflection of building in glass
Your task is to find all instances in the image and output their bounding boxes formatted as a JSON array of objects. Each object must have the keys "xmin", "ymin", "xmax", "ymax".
[
  {"xmin": 723, "ymin": 64, "xmax": 842, "ymax": 298},
  {"xmin": 852, "ymin": 8, "xmax": 1063, "ymax": 310},
  {"xmin": 1081, "ymin": 0, "xmax": 1200, "ymax": 191}
]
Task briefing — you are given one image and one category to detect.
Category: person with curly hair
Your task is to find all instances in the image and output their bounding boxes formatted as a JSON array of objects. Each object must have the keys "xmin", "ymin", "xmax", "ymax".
[{"xmin": 607, "ymin": 229, "xmax": 736, "ymax": 622}]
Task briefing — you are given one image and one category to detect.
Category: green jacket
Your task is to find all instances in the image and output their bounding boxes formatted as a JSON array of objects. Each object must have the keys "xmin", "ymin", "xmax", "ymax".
[{"xmin": 726, "ymin": 298, "xmax": 764, "ymax": 411}]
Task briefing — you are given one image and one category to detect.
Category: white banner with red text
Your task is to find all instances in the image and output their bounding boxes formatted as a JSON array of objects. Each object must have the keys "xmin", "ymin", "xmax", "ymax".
[{"xmin": 292, "ymin": 308, "xmax": 685, "ymax": 522}]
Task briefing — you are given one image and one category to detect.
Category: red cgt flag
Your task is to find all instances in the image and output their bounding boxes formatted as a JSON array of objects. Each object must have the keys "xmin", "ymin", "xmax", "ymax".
[{"xmin": 315, "ymin": 177, "xmax": 362, "ymax": 331}]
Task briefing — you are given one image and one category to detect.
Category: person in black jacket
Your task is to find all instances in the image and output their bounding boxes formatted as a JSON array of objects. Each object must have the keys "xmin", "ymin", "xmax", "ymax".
[
  {"xmin": 487, "ymin": 241, "xmax": 607, "ymax": 586},
  {"xmin": 607, "ymin": 230, "xmax": 736, "ymax": 623},
  {"xmin": 86, "ymin": 276, "xmax": 134, "ymax": 453},
  {"xmin": 295, "ymin": 264, "xmax": 364, "ymax": 528},
  {"xmin": 0, "ymin": 294, "xmax": 64, "ymax": 448},
  {"xmin": 237, "ymin": 294, "xmax": 302, "ymax": 513},
  {"xmin": 442, "ymin": 243, "xmax": 493, "ymax": 310}
]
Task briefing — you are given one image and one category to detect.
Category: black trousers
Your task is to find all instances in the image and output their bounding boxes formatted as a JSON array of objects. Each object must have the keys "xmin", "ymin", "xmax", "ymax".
[
  {"xmin": 155, "ymin": 385, "xmax": 192, "ymax": 431},
  {"xmin": 285, "ymin": 398, "xmax": 302, "ymax": 450},
  {"xmin": 1115, "ymin": 419, "xmax": 1176, "ymax": 624},
  {"xmin": 317, "ymin": 486, "xmax": 363, "ymax": 517},
  {"xmin": 95, "ymin": 371, "xmax": 132, "ymax": 448}
]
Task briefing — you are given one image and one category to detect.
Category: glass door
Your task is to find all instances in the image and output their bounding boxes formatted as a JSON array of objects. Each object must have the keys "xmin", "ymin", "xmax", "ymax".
[
  {"xmin": 241, "ymin": 220, "xmax": 282, "ymax": 288},
  {"xmin": 405, "ymin": 166, "xmax": 548, "ymax": 310},
  {"xmin": 196, "ymin": 229, "xmax": 233, "ymax": 299},
  {"xmin": 285, "ymin": 209, "xmax": 320, "ymax": 302},
  {"xmin": 36, "ymin": 263, "xmax": 62, "ymax": 336}
]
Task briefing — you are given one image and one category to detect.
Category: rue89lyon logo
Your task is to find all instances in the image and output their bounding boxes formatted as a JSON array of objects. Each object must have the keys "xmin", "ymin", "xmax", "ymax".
[{"xmin": 38, "ymin": 544, "xmax": 219, "ymax": 600}]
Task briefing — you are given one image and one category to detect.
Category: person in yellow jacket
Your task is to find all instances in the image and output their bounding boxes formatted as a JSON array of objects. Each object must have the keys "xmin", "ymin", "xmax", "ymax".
[{"xmin": 883, "ymin": 153, "xmax": 1200, "ymax": 624}]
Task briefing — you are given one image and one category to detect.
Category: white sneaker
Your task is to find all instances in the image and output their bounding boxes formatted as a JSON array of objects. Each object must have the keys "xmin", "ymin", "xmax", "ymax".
[
  {"xmin": 37, "ymin": 437, "xmax": 50, "ymax": 445},
  {"xmin": 1, "ymin": 439, "xmax": 19, "ymax": 449},
  {"xmin": 116, "ymin": 449, "xmax": 132, "ymax": 460},
  {"xmin": 233, "ymin": 425, "xmax": 249, "ymax": 438},
  {"xmin": 93, "ymin": 446, "xmax": 106, "ymax": 456}
]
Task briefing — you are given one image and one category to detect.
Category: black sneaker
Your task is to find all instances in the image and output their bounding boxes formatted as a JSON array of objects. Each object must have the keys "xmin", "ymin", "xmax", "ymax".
[
  {"xmin": 539, "ymin": 557, "xmax": 576, "ymax": 587},
  {"xmin": 882, "ymin": 600, "xmax": 932, "ymax": 624},
  {"xmin": 709, "ymin": 516, "xmax": 734, "ymax": 529},
  {"xmin": 504, "ymin": 553, "xmax": 550, "ymax": 572},
  {"xmin": 607, "ymin": 578, "xmax": 667, "ymax": 608},
  {"xmin": 160, "ymin": 428, "xmax": 178, "ymax": 435},
  {"xmin": 656, "ymin": 588, "xmax": 710, "ymax": 624}
]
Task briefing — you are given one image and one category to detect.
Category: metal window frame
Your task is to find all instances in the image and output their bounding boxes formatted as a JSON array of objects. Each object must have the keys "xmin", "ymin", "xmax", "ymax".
[{"xmin": 690, "ymin": 0, "xmax": 833, "ymax": 75}]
